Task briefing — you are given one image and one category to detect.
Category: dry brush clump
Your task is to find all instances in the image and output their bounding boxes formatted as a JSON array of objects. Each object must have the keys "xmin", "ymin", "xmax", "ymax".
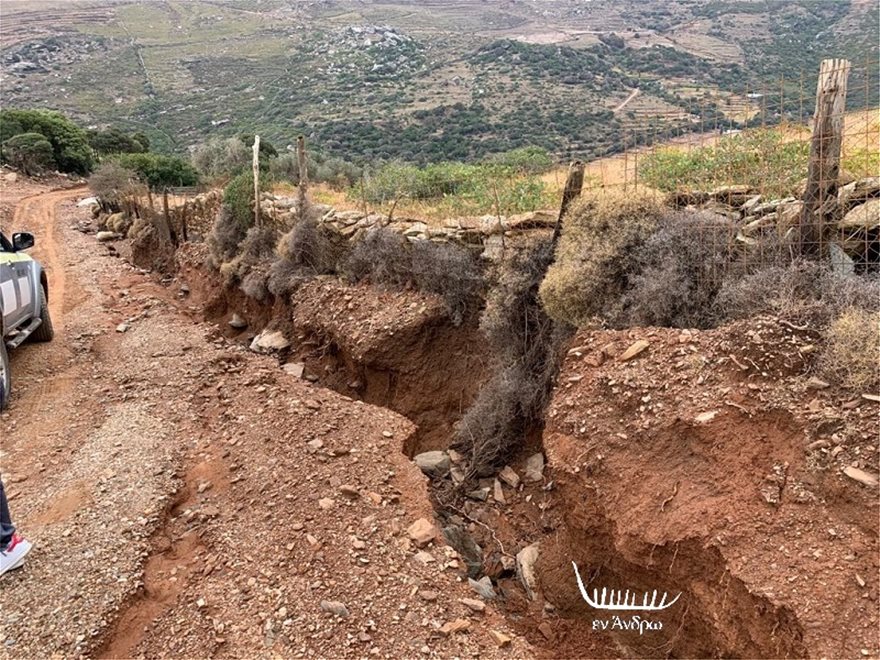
[
  {"xmin": 820, "ymin": 308, "xmax": 880, "ymax": 391},
  {"xmin": 539, "ymin": 191, "xmax": 665, "ymax": 327},
  {"xmin": 267, "ymin": 213, "xmax": 347, "ymax": 298},
  {"xmin": 342, "ymin": 228, "xmax": 486, "ymax": 325},
  {"xmin": 716, "ymin": 260, "xmax": 880, "ymax": 326},
  {"xmin": 454, "ymin": 239, "xmax": 572, "ymax": 477}
]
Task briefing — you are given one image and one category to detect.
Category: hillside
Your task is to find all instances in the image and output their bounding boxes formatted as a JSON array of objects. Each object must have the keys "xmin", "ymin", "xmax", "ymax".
[{"xmin": 1, "ymin": 0, "xmax": 877, "ymax": 162}]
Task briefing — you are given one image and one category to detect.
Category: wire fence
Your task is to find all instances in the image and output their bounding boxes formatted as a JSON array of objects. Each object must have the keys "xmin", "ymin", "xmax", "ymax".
[{"xmin": 332, "ymin": 57, "xmax": 877, "ymax": 273}]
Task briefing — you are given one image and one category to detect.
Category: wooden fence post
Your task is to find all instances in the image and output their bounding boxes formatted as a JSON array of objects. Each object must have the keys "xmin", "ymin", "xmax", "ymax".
[
  {"xmin": 799, "ymin": 58, "xmax": 850, "ymax": 258},
  {"xmin": 253, "ymin": 135, "xmax": 261, "ymax": 228},
  {"xmin": 552, "ymin": 160, "xmax": 585, "ymax": 245},
  {"xmin": 296, "ymin": 135, "xmax": 309, "ymax": 223}
]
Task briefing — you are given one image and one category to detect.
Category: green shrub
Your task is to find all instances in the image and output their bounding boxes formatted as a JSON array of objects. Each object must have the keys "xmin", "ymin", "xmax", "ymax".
[
  {"xmin": 88, "ymin": 127, "xmax": 148, "ymax": 155},
  {"xmin": 640, "ymin": 129, "xmax": 809, "ymax": 198},
  {"xmin": 487, "ymin": 146, "xmax": 553, "ymax": 174},
  {"xmin": 0, "ymin": 108, "xmax": 93, "ymax": 174},
  {"xmin": 540, "ymin": 191, "xmax": 665, "ymax": 327},
  {"xmin": 114, "ymin": 152, "xmax": 199, "ymax": 189},
  {"xmin": 1, "ymin": 132, "xmax": 56, "ymax": 175},
  {"xmin": 191, "ymin": 137, "xmax": 251, "ymax": 179}
]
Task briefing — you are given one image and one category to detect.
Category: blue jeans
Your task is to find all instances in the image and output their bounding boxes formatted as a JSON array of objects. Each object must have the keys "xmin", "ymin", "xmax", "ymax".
[{"xmin": 0, "ymin": 476, "xmax": 14, "ymax": 550}]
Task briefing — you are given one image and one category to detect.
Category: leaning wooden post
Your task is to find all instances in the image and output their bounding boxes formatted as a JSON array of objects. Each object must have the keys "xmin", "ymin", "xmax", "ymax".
[
  {"xmin": 552, "ymin": 160, "xmax": 585, "ymax": 245},
  {"xmin": 252, "ymin": 135, "xmax": 261, "ymax": 228},
  {"xmin": 799, "ymin": 58, "xmax": 850, "ymax": 259}
]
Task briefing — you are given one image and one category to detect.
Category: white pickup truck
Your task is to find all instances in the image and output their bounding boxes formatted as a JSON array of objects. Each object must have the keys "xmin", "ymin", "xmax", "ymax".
[{"xmin": 0, "ymin": 230, "xmax": 54, "ymax": 409}]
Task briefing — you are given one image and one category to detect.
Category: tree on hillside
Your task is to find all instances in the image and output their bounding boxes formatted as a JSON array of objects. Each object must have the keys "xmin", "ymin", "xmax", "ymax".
[
  {"xmin": 190, "ymin": 137, "xmax": 251, "ymax": 179},
  {"xmin": 1, "ymin": 132, "xmax": 56, "ymax": 175},
  {"xmin": 0, "ymin": 108, "xmax": 93, "ymax": 174},
  {"xmin": 114, "ymin": 152, "xmax": 199, "ymax": 189},
  {"xmin": 88, "ymin": 127, "xmax": 149, "ymax": 155}
]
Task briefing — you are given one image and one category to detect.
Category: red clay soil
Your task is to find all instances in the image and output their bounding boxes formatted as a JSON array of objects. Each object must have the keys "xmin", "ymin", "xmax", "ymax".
[{"xmin": 536, "ymin": 319, "xmax": 879, "ymax": 658}]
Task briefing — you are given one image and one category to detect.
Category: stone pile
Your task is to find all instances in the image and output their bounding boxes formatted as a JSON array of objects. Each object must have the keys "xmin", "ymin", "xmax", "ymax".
[
  {"xmin": 259, "ymin": 192, "xmax": 558, "ymax": 259},
  {"xmin": 669, "ymin": 177, "xmax": 879, "ymax": 269}
]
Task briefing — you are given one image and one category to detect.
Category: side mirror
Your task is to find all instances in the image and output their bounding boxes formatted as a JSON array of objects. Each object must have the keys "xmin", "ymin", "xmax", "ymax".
[{"xmin": 12, "ymin": 232, "xmax": 35, "ymax": 251}]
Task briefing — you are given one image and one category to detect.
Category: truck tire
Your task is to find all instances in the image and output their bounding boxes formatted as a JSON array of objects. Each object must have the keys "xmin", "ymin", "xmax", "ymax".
[
  {"xmin": 30, "ymin": 284, "xmax": 54, "ymax": 343},
  {"xmin": 0, "ymin": 340, "xmax": 10, "ymax": 410}
]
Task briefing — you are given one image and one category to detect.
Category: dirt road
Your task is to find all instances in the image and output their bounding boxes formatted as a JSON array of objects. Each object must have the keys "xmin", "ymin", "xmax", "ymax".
[{"xmin": 0, "ymin": 184, "xmax": 531, "ymax": 658}]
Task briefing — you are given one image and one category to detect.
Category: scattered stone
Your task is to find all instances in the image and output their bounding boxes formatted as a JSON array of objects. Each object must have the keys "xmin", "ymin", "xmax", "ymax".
[
  {"xmin": 339, "ymin": 485, "xmax": 360, "ymax": 499},
  {"xmin": 619, "ymin": 339, "xmax": 650, "ymax": 362},
  {"xmin": 447, "ymin": 449, "xmax": 464, "ymax": 464},
  {"xmin": 439, "ymin": 618, "xmax": 470, "ymax": 636},
  {"xmin": 489, "ymin": 630, "xmax": 512, "ymax": 647},
  {"xmin": 493, "ymin": 479, "xmax": 505, "ymax": 504},
  {"xmin": 419, "ymin": 590, "xmax": 438, "ymax": 602},
  {"xmin": 842, "ymin": 466, "xmax": 879, "ymax": 488},
  {"xmin": 498, "ymin": 466, "xmax": 520, "ymax": 489},
  {"xmin": 414, "ymin": 451, "xmax": 450, "ymax": 477},
  {"xmin": 407, "ymin": 518, "xmax": 437, "ymax": 547},
  {"xmin": 282, "ymin": 362, "xmax": 305, "ymax": 378},
  {"xmin": 862, "ymin": 394, "xmax": 880, "ymax": 403},
  {"xmin": 459, "ymin": 598, "xmax": 486, "ymax": 613},
  {"xmin": 806, "ymin": 377, "xmax": 830, "ymax": 389},
  {"xmin": 466, "ymin": 487, "xmax": 490, "ymax": 501},
  {"xmin": 694, "ymin": 410, "xmax": 718, "ymax": 424},
  {"xmin": 116, "ymin": 323, "xmax": 129, "ymax": 333},
  {"xmin": 516, "ymin": 542, "xmax": 541, "ymax": 599},
  {"xmin": 228, "ymin": 314, "xmax": 247, "ymax": 329},
  {"xmin": 839, "ymin": 198, "xmax": 880, "ymax": 229},
  {"xmin": 96, "ymin": 231, "xmax": 120, "ymax": 242},
  {"xmin": 320, "ymin": 600, "xmax": 350, "ymax": 618},
  {"xmin": 318, "ymin": 497, "xmax": 335, "ymax": 510},
  {"xmin": 468, "ymin": 576, "xmax": 497, "ymax": 600},
  {"xmin": 524, "ymin": 453, "xmax": 544, "ymax": 482},
  {"xmin": 538, "ymin": 622, "xmax": 555, "ymax": 641}
]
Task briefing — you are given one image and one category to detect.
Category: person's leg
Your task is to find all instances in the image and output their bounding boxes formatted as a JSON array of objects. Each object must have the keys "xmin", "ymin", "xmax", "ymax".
[{"xmin": 0, "ymin": 476, "xmax": 15, "ymax": 550}]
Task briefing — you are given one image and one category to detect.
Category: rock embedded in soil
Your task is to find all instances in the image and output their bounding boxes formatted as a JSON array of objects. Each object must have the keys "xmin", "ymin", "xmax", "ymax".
[
  {"xmin": 516, "ymin": 542, "xmax": 541, "ymax": 599},
  {"xmin": 524, "ymin": 453, "xmax": 545, "ymax": 482},
  {"xmin": 250, "ymin": 329, "xmax": 290, "ymax": 352},
  {"xmin": 414, "ymin": 450, "xmax": 451, "ymax": 477},
  {"xmin": 228, "ymin": 313, "xmax": 247, "ymax": 329},
  {"xmin": 842, "ymin": 466, "xmax": 879, "ymax": 488},
  {"xmin": 489, "ymin": 630, "xmax": 512, "ymax": 647},
  {"xmin": 459, "ymin": 598, "xmax": 486, "ymax": 613},
  {"xmin": 319, "ymin": 600, "xmax": 350, "ymax": 618},
  {"xmin": 619, "ymin": 339, "xmax": 650, "ymax": 361},
  {"xmin": 468, "ymin": 576, "xmax": 496, "ymax": 600},
  {"xmin": 439, "ymin": 618, "xmax": 470, "ymax": 636},
  {"xmin": 498, "ymin": 466, "xmax": 520, "ymax": 489},
  {"xmin": 407, "ymin": 518, "xmax": 438, "ymax": 547},
  {"xmin": 282, "ymin": 362, "xmax": 305, "ymax": 378}
]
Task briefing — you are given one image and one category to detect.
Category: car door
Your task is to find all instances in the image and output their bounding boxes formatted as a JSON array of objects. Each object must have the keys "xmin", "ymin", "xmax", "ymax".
[{"xmin": 0, "ymin": 233, "xmax": 27, "ymax": 332}]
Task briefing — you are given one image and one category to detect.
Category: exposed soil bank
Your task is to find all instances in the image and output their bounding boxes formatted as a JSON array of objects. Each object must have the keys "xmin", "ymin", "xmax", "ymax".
[
  {"xmin": 179, "ymin": 244, "xmax": 489, "ymax": 456},
  {"xmin": 179, "ymin": 246, "xmax": 879, "ymax": 658},
  {"xmin": 538, "ymin": 321, "xmax": 879, "ymax": 658}
]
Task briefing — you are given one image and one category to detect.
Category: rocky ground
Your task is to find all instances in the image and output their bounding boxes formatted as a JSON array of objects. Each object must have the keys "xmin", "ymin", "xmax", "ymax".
[{"xmin": 0, "ymin": 178, "xmax": 531, "ymax": 658}]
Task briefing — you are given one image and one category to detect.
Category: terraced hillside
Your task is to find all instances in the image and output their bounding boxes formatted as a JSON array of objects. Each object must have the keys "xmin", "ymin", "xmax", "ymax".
[{"xmin": 1, "ymin": 0, "xmax": 877, "ymax": 162}]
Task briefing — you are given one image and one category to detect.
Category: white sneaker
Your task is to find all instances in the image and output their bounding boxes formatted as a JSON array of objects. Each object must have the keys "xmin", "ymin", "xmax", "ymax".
[{"xmin": 0, "ymin": 533, "xmax": 32, "ymax": 576}]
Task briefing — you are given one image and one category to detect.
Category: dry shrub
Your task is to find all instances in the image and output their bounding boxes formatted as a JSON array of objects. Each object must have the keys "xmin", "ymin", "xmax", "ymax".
[
  {"xmin": 410, "ymin": 241, "xmax": 485, "ymax": 324},
  {"xmin": 716, "ymin": 260, "xmax": 880, "ymax": 326},
  {"xmin": 455, "ymin": 239, "xmax": 572, "ymax": 476},
  {"xmin": 618, "ymin": 211, "xmax": 736, "ymax": 328},
  {"xmin": 129, "ymin": 213, "xmax": 175, "ymax": 273},
  {"xmin": 267, "ymin": 218, "xmax": 347, "ymax": 297},
  {"xmin": 342, "ymin": 228, "xmax": 411, "ymax": 287},
  {"xmin": 540, "ymin": 191, "xmax": 665, "ymax": 327},
  {"xmin": 342, "ymin": 228, "xmax": 486, "ymax": 324},
  {"xmin": 820, "ymin": 308, "xmax": 880, "ymax": 390},
  {"xmin": 207, "ymin": 205, "xmax": 246, "ymax": 268}
]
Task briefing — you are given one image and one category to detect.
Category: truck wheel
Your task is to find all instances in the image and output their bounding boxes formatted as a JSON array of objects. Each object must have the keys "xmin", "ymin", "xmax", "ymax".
[
  {"xmin": 0, "ymin": 341, "xmax": 10, "ymax": 410},
  {"xmin": 30, "ymin": 284, "xmax": 54, "ymax": 343}
]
